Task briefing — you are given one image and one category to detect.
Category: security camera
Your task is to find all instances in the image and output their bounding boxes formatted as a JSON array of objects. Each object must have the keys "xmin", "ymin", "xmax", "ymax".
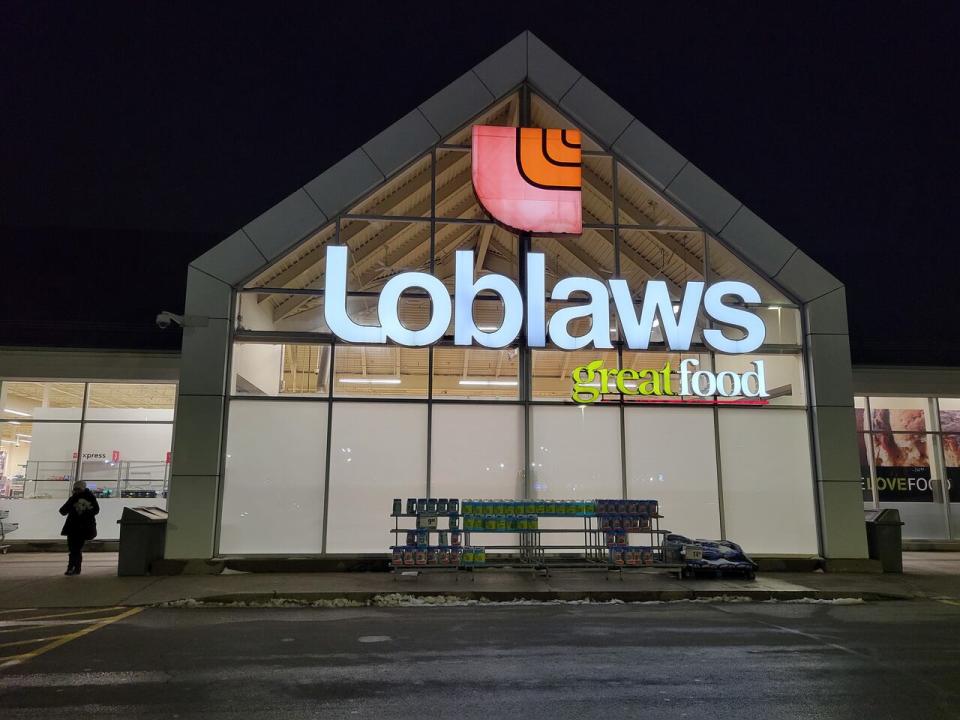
[{"xmin": 156, "ymin": 311, "xmax": 185, "ymax": 329}]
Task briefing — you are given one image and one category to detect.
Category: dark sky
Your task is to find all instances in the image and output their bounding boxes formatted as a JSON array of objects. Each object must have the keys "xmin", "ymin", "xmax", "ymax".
[{"xmin": 2, "ymin": 2, "xmax": 959, "ymax": 365}]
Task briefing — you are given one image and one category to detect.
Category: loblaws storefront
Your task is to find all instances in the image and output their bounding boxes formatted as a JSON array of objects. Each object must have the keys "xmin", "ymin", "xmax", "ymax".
[{"xmin": 164, "ymin": 33, "xmax": 872, "ymax": 564}]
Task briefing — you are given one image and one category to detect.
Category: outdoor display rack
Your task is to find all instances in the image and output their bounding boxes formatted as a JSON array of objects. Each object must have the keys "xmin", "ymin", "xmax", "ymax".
[{"xmin": 389, "ymin": 497, "xmax": 684, "ymax": 579}]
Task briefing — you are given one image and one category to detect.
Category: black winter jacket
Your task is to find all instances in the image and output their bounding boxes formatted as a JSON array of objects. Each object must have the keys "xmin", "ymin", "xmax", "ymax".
[{"xmin": 59, "ymin": 489, "xmax": 100, "ymax": 539}]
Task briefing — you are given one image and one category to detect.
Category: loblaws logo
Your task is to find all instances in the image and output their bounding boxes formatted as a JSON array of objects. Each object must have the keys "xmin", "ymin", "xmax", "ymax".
[
  {"xmin": 571, "ymin": 359, "xmax": 769, "ymax": 405},
  {"xmin": 471, "ymin": 125, "xmax": 582, "ymax": 234}
]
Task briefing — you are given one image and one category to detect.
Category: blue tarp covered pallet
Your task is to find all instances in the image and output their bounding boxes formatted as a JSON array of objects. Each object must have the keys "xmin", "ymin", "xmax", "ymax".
[{"xmin": 664, "ymin": 534, "xmax": 758, "ymax": 580}]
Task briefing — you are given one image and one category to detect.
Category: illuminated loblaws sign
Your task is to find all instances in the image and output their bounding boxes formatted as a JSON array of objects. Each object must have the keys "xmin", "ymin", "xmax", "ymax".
[
  {"xmin": 570, "ymin": 359, "xmax": 769, "ymax": 404},
  {"xmin": 324, "ymin": 246, "xmax": 766, "ymax": 353}
]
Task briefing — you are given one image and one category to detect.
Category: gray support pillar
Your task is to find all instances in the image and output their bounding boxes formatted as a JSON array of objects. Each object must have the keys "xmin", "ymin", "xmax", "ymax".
[
  {"xmin": 165, "ymin": 265, "xmax": 236, "ymax": 560},
  {"xmin": 804, "ymin": 286, "xmax": 869, "ymax": 559}
]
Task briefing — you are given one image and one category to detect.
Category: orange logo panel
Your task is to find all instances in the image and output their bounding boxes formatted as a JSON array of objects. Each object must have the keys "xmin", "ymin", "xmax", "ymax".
[{"xmin": 472, "ymin": 126, "xmax": 582, "ymax": 234}]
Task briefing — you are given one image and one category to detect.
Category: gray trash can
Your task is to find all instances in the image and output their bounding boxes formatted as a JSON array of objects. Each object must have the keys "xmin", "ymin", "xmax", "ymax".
[
  {"xmin": 864, "ymin": 508, "xmax": 904, "ymax": 573},
  {"xmin": 117, "ymin": 506, "xmax": 168, "ymax": 576}
]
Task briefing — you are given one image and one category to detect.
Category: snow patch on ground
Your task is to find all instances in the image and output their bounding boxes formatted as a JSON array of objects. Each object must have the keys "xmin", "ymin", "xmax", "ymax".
[{"xmin": 156, "ymin": 593, "xmax": 865, "ymax": 609}]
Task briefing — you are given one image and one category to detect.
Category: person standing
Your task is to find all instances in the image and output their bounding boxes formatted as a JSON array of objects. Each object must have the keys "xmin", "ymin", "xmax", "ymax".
[{"xmin": 59, "ymin": 480, "xmax": 99, "ymax": 575}]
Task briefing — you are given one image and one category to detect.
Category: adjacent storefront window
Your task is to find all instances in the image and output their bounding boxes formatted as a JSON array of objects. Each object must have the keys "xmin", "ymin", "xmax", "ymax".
[
  {"xmin": 0, "ymin": 381, "xmax": 176, "ymax": 540},
  {"xmin": 858, "ymin": 394, "xmax": 959, "ymax": 539}
]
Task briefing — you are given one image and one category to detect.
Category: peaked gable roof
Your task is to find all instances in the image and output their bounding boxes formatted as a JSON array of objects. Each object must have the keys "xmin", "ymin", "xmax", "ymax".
[{"xmin": 190, "ymin": 31, "xmax": 842, "ymax": 309}]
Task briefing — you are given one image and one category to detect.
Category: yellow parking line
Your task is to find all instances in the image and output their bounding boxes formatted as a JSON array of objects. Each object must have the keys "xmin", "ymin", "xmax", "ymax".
[
  {"xmin": 0, "ymin": 607, "xmax": 142, "ymax": 670},
  {"xmin": 0, "ymin": 634, "xmax": 71, "ymax": 649},
  {"xmin": 0, "ymin": 608, "xmax": 38, "ymax": 616},
  {"xmin": 3, "ymin": 607, "xmax": 126, "ymax": 622},
  {"xmin": 935, "ymin": 598, "xmax": 960, "ymax": 607},
  {"xmin": 0, "ymin": 619, "xmax": 106, "ymax": 633}
]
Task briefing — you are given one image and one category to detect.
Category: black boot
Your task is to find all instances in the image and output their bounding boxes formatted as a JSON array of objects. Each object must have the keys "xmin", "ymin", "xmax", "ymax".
[{"xmin": 65, "ymin": 565, "xmax": 75, "ymax": 576}]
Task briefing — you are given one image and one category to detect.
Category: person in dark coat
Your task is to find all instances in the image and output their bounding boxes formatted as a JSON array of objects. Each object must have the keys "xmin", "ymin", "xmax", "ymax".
[{"xmin": 59, "ymin": 480, "xmax": 99, "ymax": 575}]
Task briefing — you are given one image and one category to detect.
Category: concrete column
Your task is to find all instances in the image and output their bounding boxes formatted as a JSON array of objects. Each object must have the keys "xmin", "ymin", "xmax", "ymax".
[{"xmin": 804, "ymin": 287, "xmax": 869, "ymax": 559}]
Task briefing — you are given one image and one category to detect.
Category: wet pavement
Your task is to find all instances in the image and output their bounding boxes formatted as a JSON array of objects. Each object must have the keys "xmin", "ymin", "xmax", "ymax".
[{"xmin": 0, "ymin": 599, "xmax": 959, "ymax": 719}]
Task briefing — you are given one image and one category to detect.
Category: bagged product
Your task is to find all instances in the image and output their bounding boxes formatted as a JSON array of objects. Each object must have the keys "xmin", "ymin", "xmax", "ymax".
[
  {"xmin": 610, "ymin": 548, "xmax": 625, "ymax": 565},
  {"xmin": 437, "ymin": 498, "xmax": 448, "ymax": 514},
  {"xmin": 406, "ymin": 498, "xmax": 417, "ymax": 515},
  {"xmin": 393, "ymin": 499, "xmax": 402, "ymax": 516},
  {"xmin": 427, "ymin": 548, "xmax": 438, "ymax": 565},
  {"xmin": 451, "ymin": 531, "xmax": 462, "ymax": 547},
  {"xmin": 392, "ymin": 548, "xmax": 404, "ymax": 566},
  {"xmin": 403, "ymin": 548, "xmax": 416, "ymax": 566},
  {"xmin": 417, "ymin": 498, "xmax": 428, "ymax": 513},
  {"xmin": 449, "ymin": 499, "xmax": 460, "ymax": 514},
  {"xmin": 462, "ymin": 547, "xmax": 475, "ymax": 565},
  {"xmin": 475, "ymin": 547, "xmax": 486, "ymax": 564}
]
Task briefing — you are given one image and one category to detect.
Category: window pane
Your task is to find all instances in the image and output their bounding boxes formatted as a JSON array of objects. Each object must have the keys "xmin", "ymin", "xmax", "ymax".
[
  {"xmin": 436, "ymin": 149, "xmax": 484, "ymax": 220},
  {"xmin": 713, "ymin": 353, "xmax": 806, "ymax": 407},
  {"xmin": 582, "ymin": 155, "xmax": 613, "ymax": 225},
  {"xmin": 617, "ymin": 162, "xmax": 697, "ymax": 228},
  {"xmin": 707, "ymin": 237, "xmax": 791, "ymax": 304},
  {"xmin": 431, "ymin": 405, "xmax": 525, "ymax": 552},
  {"xmin": 859, "ymin": 433, "xmax": 874, "ymax": 502},
  {"xmin": 624, "ymin": 407, "xmax": 721, "ymax": 538},
  {"xmin": 340, "ymin": 220, "xmax": 431, "ymax": 292},
  {"xmin": 85, "ymin": 383, "xmax": 176, "ymax": 420},
  {"xmin": 333, "ymin": 345, "xmax": 427, "ymax": 398},
  {"xmin": 1, "ymin": 381, "xmax": 84, "ymax": 421},
  {"xmin": 232, "ymin": 342, "xmax": 331, "ymax": 397},
  {"xmin": 239, "ymin": 291, "xmax": 329, "ymax": 334},
  {"xmin": 245, "ymin": 222, "xmax": 335, "ymax": 290},
  {"xmin": 13, "ymin": 421, "xmax": 80, "ymax": 497},
  {"xmin": 872, "ymin": 432, "xmax": 933, "ymax": 500},
  {"xmin": 529, "ymin": 405, "xmax": 621, "ymax": 499},
  {"xmin": 78, "ymin": 422, "xmax": 172, "ymax": 498},
  {"xmin": 532, "ymin": 348, "xmax": 619, "ymax": 401},
  {"xmin": 939, "ymin": 398, "xmax": 960, "ymax": 432},
  {"xmin": 870, "ymin": 397, "xmax": 932, "ymax": 432},
  {"xmin": 443, "ymin": 92, "xmax": 519, "ymax": 145},
  {"xmin": 220, "ymin": 400, "xmax": 327, "ymax": 554},
  {"xmin": 349, "ymin": 154, "xmax": 432, "ymax": 217},
  {"xmin": 531, "ymin": 94, "xmax": 604, "ymax": 152},
  {"xmin": 432, "ymin": 347, "xmax": 519, "ymax": 400},
  {"xmin": 944, "ymin": 434, "xmax": 959, "ymax": 503},
  {"xmin": 326, "ymin": 402, "xmax": 427, "ymax": 553},
  {"xmin": 717, "ymin": 408, "xmax": 818, "ymax": 554}
]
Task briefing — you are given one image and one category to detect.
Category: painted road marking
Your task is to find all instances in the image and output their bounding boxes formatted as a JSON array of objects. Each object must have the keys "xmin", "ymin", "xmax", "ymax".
[
  {"xmin": 0, "ymin": 607, "xmax": 142, "ymax": 670},
  {"xmin": 934, "ymin": 598, "xmax": 960, "ymax": 608},
  {"xmin": 0, "ymin": 619, "xmax": 116, "ymax": 633},
  {"xmin": 0, "ymin": 634, "xmax": 72, "ymax": 650},
  {"xmin": 1, "ymin": 607, "xmax": 126, "ymax": 623}
]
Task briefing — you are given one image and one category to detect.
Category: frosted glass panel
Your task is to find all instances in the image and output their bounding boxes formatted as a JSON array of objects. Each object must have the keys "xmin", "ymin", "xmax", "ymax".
[
  {"xmin": 624, "ymin": 407, "xmax": 721, "ymax": 539},
  {"xmin": 530, "ymin": 405, "xmax": 621, "ymax": 499},
  {"xmin": 718, "ymin": 409, "xmax": 819, "ymax": 554},
  {"xmin": 431, "ymin": 405, "xmax": 524, "ymax": 499},
  {"xmin": 326, "ymin": 402, "xmax": 427, "ymax": 553},
  {"xmin": 220, "ymin": 401, "xmax": 327, "ymax": 554}
]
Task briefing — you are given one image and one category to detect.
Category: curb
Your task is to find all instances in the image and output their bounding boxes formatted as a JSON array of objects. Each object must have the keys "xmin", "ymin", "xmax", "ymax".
[{"xmin": 174, "ymin": 589, "xmax": 911, "ymax": 605}]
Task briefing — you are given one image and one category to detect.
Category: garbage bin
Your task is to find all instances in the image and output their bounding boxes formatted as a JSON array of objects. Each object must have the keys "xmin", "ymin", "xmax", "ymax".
[
  {"xmin": 117, "ymin": 506, "xmax": 168, "ymax": 576},
  {"xmin": 864, "ymin": 508, "xmax": 904, "ymax": 573}
]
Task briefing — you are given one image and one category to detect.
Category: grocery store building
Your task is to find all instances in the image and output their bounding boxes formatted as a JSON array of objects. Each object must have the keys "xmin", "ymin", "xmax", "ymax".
[{"xmin": 2, "ymin": 33, "xmax": 958, "ymax": 560}]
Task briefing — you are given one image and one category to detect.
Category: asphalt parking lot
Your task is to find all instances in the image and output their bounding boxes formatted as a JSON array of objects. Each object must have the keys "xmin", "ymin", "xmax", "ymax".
[{"xmin": 0, "ymin": 599, "xmax": 959, "ymax": 719}]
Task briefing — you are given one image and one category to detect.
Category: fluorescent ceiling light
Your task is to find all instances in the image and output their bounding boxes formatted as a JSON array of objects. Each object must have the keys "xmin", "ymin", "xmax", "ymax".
[
  {"xmin": 458, "ymin": 380, "xmax": 518, "ymax": 387},
  {"xmin": 3, "ymin": 408, "xmax": 31, "ymax": 417},
  {"xmin": 338, "ymin": 378, "xmax": 402, "ymax": 385},
  {"xmin": 477, "ymin": 325, "xmax": 499, "ymax": 331},
  {"xmin": 0, "ymin": 439, "xmax": 17, "ymax": 445},
  {"xmin": 768, "ymin": 305, "xmax": 780, "ymax": 311},
  {"xmin": 16, "ymin": 434, "xmax": 31, "ymax": 439}
]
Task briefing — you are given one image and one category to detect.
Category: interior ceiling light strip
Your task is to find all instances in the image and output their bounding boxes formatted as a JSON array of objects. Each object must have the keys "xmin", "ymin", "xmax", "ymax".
[
  {"xmin": 338, "ymin": 378, "xmax": 402, "ymax": 385},
  {"xmin": 458, "ymin": 380, "xmax": 519, "ymax": 386}
]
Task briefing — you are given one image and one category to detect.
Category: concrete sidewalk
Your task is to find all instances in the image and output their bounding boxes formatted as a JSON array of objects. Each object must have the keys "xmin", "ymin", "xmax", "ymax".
[{"xmin": 1, "ymin": 552, "xmax": 959, "ymax": 608}]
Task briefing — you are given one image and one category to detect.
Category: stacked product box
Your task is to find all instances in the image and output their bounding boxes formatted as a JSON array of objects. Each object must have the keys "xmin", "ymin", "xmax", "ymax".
[{"xmin": 391, "ymin": 498, "xmax": 463, "ymax": 568}]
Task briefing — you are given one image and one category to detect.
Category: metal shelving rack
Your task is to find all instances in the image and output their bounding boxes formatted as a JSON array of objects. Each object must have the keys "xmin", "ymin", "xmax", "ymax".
[{"xmin": 390, "ymin": 502, "xmax": 684, "ymax": 580}]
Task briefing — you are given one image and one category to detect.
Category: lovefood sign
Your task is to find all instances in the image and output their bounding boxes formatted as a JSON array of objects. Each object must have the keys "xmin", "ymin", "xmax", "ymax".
[{"xmin": 322, "ymin": 125, "xmax": 771, "ymax": 401}]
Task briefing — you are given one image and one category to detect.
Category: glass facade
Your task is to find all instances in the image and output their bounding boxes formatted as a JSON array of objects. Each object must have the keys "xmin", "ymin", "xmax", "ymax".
[
  {"xmin": 857, "ymin": 394, "xmax": 960, "ymax": 539},
  {"xmin": 0, "ymin": 381, "xmax": 176, "ymax": 539},
  {"xmin": 219, "ymin": 91, "xmax": 813, "ymax": 556}
]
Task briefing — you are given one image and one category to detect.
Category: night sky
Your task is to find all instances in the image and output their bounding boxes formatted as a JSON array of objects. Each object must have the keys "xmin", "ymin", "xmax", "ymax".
[{"xmin": 2, "ymin": 2, "xmax": 959, "ymax": 365}]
